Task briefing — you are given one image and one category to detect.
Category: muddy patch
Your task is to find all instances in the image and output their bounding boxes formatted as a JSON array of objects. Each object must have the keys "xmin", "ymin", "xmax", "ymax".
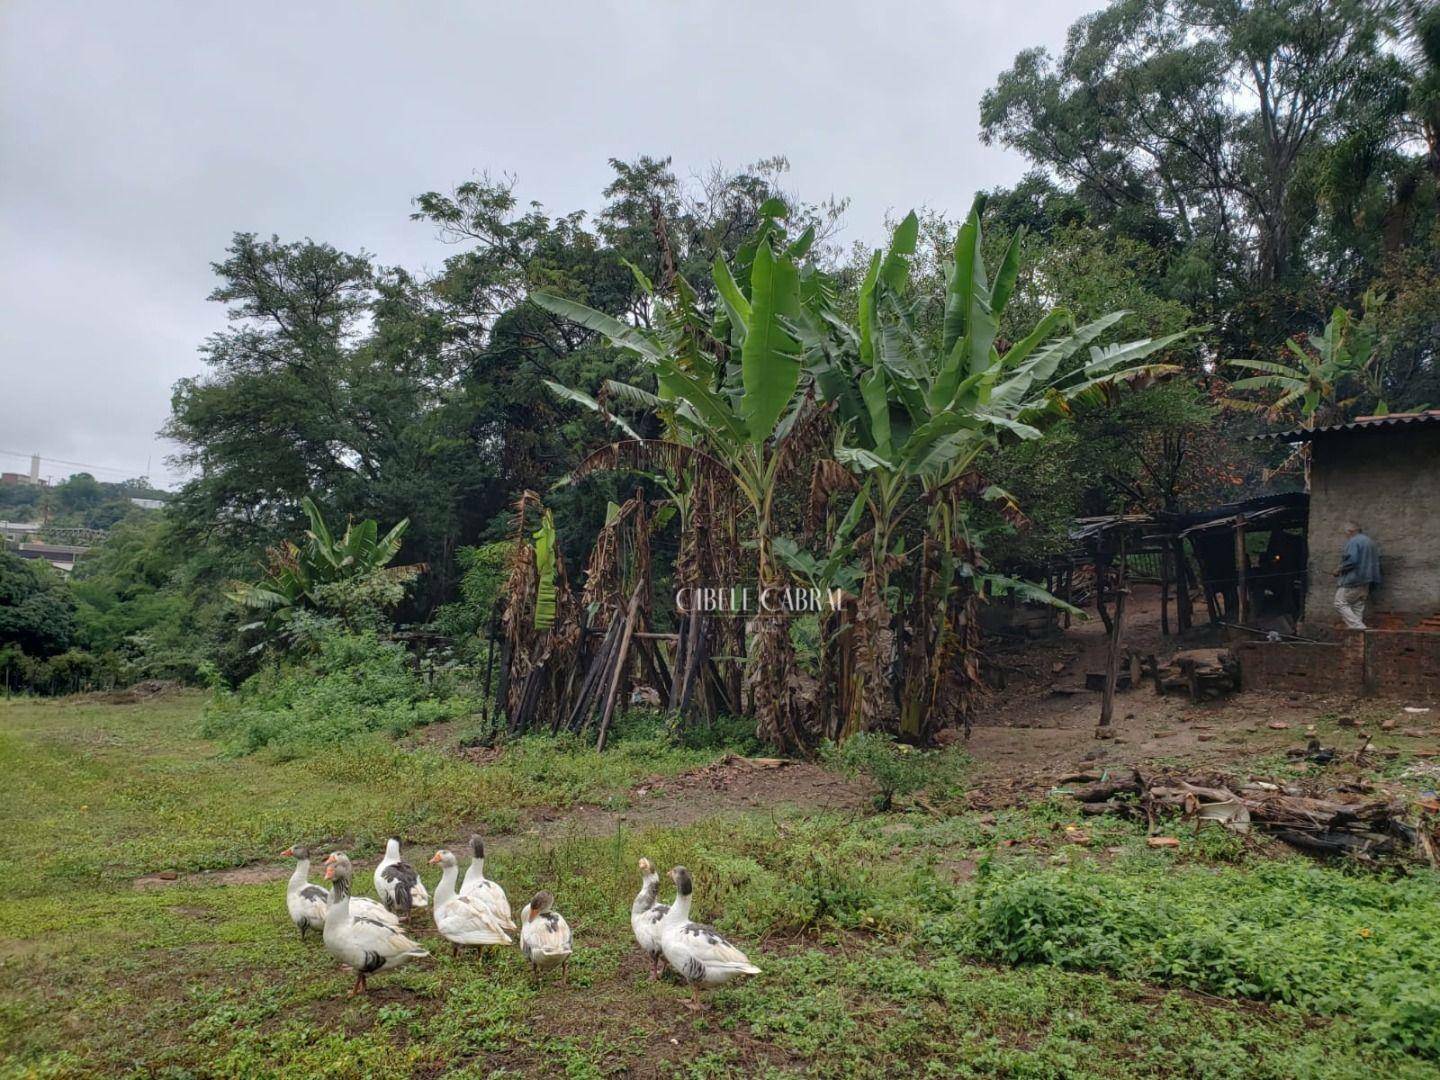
[{"xmin": 531, "ymin": 754, "xmax": 875, "ymax": 838}]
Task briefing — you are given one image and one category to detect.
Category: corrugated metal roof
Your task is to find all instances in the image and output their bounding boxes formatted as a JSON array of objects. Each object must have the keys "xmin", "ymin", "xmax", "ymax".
[{"xmin": 1251, "ymin": 410, "xmax": 1440, "ymax": 443}]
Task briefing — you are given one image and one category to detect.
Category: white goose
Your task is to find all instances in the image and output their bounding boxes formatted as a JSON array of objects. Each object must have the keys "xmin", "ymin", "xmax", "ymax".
[
  {"xmin": 658, "ymin": 866, "xmax": 760, "ymax": 1010},
  {"xmin": 322, "ymin": 853, "xmax": 429, "ymax": 996},
  {"xmin": 460, "ymin": 834, "xmax": 516, "ymax": 930},
  {"xmin": 318, "ymin": 852, "xmax": 402, "ymax": 929},
  {"xmin": 427, "ymin": 849, "xmax": 513, "ymax": 957},
  {"xmin": 374, "ymin": 836, "xmax": 430, "ymax": 918},
  {"xmin": 281, "ymin": 845, "xmax": 330, "ymax": 940},
  {"xmin": 630, "ymin": 857, "xmax": 669, "ymax": 979},
  {"xmin": 519, "ymin": 891, "xmax": 573, "ymax": 983}
]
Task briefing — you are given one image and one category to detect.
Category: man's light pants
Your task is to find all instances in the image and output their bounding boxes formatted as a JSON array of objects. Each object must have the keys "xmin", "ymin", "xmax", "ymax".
[{"xmin": 1334, "ymin": 585, "xmax": 1368, "ymax": 631}]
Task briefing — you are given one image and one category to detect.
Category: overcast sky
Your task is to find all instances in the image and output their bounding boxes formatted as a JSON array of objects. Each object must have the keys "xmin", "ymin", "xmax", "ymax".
[{"xmin": 1, "ymin": 0, "xmax": 1092, "ymax": 490}]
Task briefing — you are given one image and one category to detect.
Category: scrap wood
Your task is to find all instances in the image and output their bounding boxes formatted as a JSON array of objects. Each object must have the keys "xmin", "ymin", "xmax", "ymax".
[{"xmin": 1062, "ymin": 766, "xmax": 1430, "ymax": 865}]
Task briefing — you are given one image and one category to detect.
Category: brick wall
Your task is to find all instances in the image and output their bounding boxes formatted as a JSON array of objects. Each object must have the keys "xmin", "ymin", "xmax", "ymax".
[
  {"xmin": 1233, "ymin": 638, "xmax": 1364, "ymax": 694},
  {"xmin": 1235, "ymin": 631, "xmax": 1440, "ymax": 702},
  {"xmin": 1301, "ymin": 426, "xmax": 1440, "ymax": 635}
]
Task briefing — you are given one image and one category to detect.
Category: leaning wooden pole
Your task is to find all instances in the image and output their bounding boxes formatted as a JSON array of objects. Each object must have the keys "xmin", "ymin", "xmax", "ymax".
[
  {"xmin": 596, "ymin": 584, "xmax": 644, "ymax": 751},
  {"xmin": 1234, "ymin": 515, "xmax": 1249, "ymax": 626},
  {"xmin": 1098, "ymin": 535, "xmax": 1129, "ymax": 737}
]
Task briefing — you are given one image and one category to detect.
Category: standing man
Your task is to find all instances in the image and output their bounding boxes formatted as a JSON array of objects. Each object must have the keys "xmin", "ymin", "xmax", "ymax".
[{"xmin": 1332, "ymin": 522, "xmax": 1381, "ymax": 630}]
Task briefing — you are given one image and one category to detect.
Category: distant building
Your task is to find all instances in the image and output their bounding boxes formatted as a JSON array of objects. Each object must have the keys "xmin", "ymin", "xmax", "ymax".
[
  {"xmin": 0, "ymin": 521, "xmax": 44, "ymax": 543},
  {"xmin": 1257, "ymin": 411, "xmax": 1440, "ymax": 634},
  {"xmin": 129, "ymin": 497, "xmax": 166, "ymax": 511},
  {"xmin": 1235, "ymin": 411, "xmax": 1440, "ymax": 700},
  {"xmin": 15, "ymin": 543, "xmax": 86, "ymax": 574}
]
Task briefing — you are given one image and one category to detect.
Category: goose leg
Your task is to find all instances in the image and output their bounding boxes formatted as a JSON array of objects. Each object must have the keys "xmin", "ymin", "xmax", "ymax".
[
  {"xmin": 349, "ymin": 972, "xmax": 367, "ymax": 997},
  {"xmin": 686, "ymin": 985, "xmax": 703, "ymax": 1012},
  {"xmin": 561, "ymin": 958, "xmax": 569, "ymax": 987}
]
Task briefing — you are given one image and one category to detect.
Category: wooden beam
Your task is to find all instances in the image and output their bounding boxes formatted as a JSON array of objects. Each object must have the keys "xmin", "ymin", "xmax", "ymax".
[
  {"xmin": 596, "ymin": 585, "xmax": 644, "ymax": 751},
  {"xmin": 1099, "ymin": 535, "xmax": 1129, "ymax": 735},
  {"xmin": 1234, "ymin": 515, "xmax": 1249, "ymax": 627}
]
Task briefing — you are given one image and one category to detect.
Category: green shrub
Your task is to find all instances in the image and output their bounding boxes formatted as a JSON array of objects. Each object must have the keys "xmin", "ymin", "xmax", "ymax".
[
  {"xmin": 963, "ymin": 859, "xmax": 1440, "ymax": 1061},
  {"xmin": 200, "ymin": 629, "xmax": 473, "ymax": 756},
  {"xmin": 432, "ymin": 541, "xmax": 513, "ymax": 643},
  {"xmin": 821, "ymin": 730, "xmax": 971, "ymax": 810},
  {"xmin": 971, "ymin": 867, "xmax": 1153, "ymax": 968}
]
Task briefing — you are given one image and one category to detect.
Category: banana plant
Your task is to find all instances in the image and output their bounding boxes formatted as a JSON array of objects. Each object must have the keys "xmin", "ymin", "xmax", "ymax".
[
  {"xmin": 810, "ymin": 196, "xmax": 1194, "ymax": 738},
  {"xmin": 1224, "ymin": 293, "xmax": 1383, "ymax": 486},
  {"xmin": 1224, "ymin": 294, "xmax": 1381, "ymax": 427},
  {"xmin": 533, "ymin": 225, "xmax": 820, "ymax": 752},
  {"xmin": 227, "ymin": 496, "xmax": 418, "ymax": 635}
]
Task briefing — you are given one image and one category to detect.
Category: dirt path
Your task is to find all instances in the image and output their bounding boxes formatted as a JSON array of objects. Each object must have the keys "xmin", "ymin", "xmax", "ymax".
[
  {"xmin": 133, "ymin": 592, "xmax": 1440, "ymax": 890},
  {"xmin": 966, "ymin": 583, "xmax": 1440, "ymax": 796}
]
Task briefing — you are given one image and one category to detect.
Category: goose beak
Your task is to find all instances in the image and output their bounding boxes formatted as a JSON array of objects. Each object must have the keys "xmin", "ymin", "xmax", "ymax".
[
  {"xmin": 324, "ymin": 853, "xmax": 338, "ymax": 864},
  {"xmin": 428, "ymin": 852, "xmax": 443, "ymax": 865},
  {"xmin": 324, "ymin": 864, "xmax": 335, "ymax": 880},
  {"xmin": 280, "ymin": 847, "xmax": 294, "ymax": 857}
]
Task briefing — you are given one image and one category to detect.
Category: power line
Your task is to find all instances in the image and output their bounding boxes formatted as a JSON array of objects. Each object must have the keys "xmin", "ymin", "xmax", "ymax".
[{"xmin": 0, "ymin": 448, "xmax": 147, "ymax": 479}]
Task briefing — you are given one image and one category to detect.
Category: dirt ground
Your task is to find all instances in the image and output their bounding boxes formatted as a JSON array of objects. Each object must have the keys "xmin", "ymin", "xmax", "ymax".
[
  {"xmin": 970, "ymin": 582, "xmax": 1439, "ymax": 792},
  {"xmin": 134, "ymin": 588, "xmax": 1440, "ymax": 892}
]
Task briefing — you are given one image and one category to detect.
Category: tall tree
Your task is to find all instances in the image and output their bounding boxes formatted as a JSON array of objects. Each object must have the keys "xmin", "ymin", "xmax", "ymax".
[{"xmin": 982, "ymin": 0, "xmax": 1395, "ymax": 292}]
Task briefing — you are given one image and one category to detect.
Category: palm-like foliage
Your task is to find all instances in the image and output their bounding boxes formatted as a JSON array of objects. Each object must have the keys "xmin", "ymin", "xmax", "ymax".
[
  {"xmin": 1224, "ymin": 295, "xmax": 1382, "ymax": 426},
  {"xmin": 807, "ymin": 196, "xmax": 1194, "ymax": 737},
  {"xmin": 538, "ymin": 197, "xmax": 1192, "ymax": 747},
  {"xmin": 534, "ymin": 218, "xmax": 822, "ymax": 750},
  {"xmin": 227, "ymin": 496, "xmax": 416, "ymax": 622}
]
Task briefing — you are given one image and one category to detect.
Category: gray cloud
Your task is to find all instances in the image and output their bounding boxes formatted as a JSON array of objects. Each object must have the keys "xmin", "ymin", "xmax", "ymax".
[{"xmin": 1, "ymin": 0, "xmax": 1088, "ymax": 489}]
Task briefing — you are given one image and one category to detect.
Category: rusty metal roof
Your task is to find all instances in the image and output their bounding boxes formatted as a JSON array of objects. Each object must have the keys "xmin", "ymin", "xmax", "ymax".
[{"xmin": 1252, "ymin": 410, "xmax": 1440, "ymax": 443}]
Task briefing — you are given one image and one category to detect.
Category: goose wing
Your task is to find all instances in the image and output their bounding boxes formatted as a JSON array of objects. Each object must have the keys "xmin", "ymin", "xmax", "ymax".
[
  {"xmin": 438, "ymin": 895, "xmax": 512, "ymax": 945},
  {"xmin": 378, "ymin": 860, "xmax": 428, "ymax": 909},
  {"xmin": 523, "ymin": 911, "xmax": 572, "ymax": 957},
  {"xmin": 345, "ymin": 912, "xmax": 428, "ymax": 962},
  {"xmin": 462, "ymin": 880, "xmax": 515, "ymax": 929},
  {"xmin": 295, "ymin": 884, "xmax": 328, "ymax": 921},
  {"xmin": 675, "ymin": 921, "xmax": 760, "ymax": 973},
  {"xmin": 351, "ymin": 896, "xmax": 401, "ymax": 927}
]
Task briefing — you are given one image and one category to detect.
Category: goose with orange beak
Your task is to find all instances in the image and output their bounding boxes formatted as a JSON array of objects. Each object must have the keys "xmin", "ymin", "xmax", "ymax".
[
  {"xmin": 427, "ymin": 848, "xmax": 512, "ymax": 958},
  {"xmin": 317, "ymin": 851, "xmax": 401, "ymax": 929},
  {"xmin": 658, "ymin": 866, "xmax": 760, "ymax": 1011},
  {"xmin": 321, "ymin": 852, "xmax": 428, "ymax": 996}
]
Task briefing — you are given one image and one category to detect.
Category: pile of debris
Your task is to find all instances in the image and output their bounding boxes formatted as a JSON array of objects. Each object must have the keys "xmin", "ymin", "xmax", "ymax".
[
  {"xmin": 1139, "ymin": 648, "xmax": 1241, "ymax": 702},
  {"xmin": 1058, "ymin": 766, "xmax": 1438, "ymax": 866}
]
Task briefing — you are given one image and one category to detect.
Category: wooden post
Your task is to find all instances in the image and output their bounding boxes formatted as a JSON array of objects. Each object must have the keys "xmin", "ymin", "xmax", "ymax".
[
  {"xmin": 1234, "ymin": 515, "xmax": 1248, "ymax": 627},
  {"xmin": 1099, "ymin": 535, "xmax": 1129, "ymax": 736},
  {"xmin": 596, "ymin": 585, "xmax": 643, "ymax": 751},
  {"xmin": 1159, "ymin": 544, "xmax": 1171, "ymax": 637},
  {"xmin": 1172, "ymin": 537, "xmax": 1193, "ymax": 631}
]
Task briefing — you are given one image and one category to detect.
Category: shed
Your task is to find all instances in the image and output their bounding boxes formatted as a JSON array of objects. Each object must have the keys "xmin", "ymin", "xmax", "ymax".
[{"xmin": 1257, "ymin": 411, "xmax": 1440, "ymax": 635}]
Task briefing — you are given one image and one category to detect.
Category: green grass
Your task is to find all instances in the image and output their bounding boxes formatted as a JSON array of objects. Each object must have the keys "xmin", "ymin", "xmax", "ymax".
[
  {"xmin": 2, "ymin": 694, "xmax": 1439, "ymax": 1078},
  {"xmin": 0, "ymin": 694, "xmax": 724, "ymax": 897}
]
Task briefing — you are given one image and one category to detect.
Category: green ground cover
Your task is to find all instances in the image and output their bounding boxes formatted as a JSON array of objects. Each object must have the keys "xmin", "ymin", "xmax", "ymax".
[{"xmin": 2, "ymin": 694, "xmax": 1438, "ymax": 1078}]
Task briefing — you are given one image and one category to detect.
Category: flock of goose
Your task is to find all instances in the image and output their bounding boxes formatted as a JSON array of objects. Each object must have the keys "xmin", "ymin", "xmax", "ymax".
[{"xmin": 282, "ymin": 836, "xmax": 760, "ymax": 1009}]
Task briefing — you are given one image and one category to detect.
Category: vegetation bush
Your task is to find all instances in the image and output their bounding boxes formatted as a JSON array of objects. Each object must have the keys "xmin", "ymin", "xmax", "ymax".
[
  {"xmin": 433, "ymin": 541, "xmax": 512, "ymax": 641},
  {"xmin": 965, "ymin": 858, "xmax": 1440, "ymax": 1060},
  {"xmin": 200, "ymin": 630, "xmax": 474, "ymax": 757},
  {"xmin": 821, "ymin": 731, "xmax": 971, "ymax": 810}
]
